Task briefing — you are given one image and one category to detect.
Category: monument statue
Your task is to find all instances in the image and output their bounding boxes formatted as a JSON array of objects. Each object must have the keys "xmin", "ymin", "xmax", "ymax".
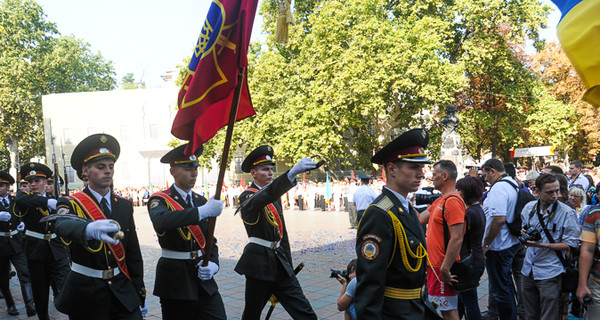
[{"xmin": 440, "ymin": 104, "xmax": 464, "ymax": 171}]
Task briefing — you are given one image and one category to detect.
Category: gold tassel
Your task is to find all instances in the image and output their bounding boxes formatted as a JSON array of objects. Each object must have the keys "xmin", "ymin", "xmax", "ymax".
[{"xmin": 275, "ymin": 0, "xmax": 294, "ymax": 43}]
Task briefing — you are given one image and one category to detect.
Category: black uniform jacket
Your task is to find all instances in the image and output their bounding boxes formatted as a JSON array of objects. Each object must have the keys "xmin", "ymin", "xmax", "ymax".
[
  {"xmin": 0, "ymin": 195, "xmax": 24, "ymax": 255},
  {"xmin": 147, "ymin": 186, "xmax": 220, "ymax": 300},
  {"xmin": 15, "ymin": 191, "xmax": 69, "ymax": 261},
  {"xmin": 355, "ymin": 187, "xmax": 427, "ymax": 320},
  {"xmin": 234, "ymin": 172, "xmax": 295, "ymax": 281},
  {"xmin": 53, "ymin": 187, "xmax": 145, "ymax": 316}
]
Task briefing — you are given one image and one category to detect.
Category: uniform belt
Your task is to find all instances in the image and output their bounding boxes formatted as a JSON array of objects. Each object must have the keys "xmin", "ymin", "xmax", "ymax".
[
  {"xmin": 248, "ymin": 237, "xmax": 280, "ymax": 249},
  {"xmin": 25, "ymin": 230, "xmax": 56, "ymax": 240},
  {"xmin": 383, "ymin": 286, "xmax": 424, "ymax": 300},
  {"xmin": 71, "ymin": 262, "xmax": 120, "ymax": 280},
  {"xmin": 0, "ymin": 230, "xmax": 18, "ymax": 237},
  {"xmin": 161, "ymin": 249, "xmax": 202, "ymax": 260}
]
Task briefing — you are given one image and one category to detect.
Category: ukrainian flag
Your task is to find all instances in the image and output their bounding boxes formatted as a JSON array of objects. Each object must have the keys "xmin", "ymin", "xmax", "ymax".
[{"xmin": 552, "ymin": 0, "xmax": 600, "ymax": 106}]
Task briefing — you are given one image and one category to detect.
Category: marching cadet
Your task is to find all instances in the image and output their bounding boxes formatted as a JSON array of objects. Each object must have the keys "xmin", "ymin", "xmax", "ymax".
[
  {"xmin": 354, "ymin": 128, "xmax": 435, "ymax": 319},
  {"xmin": 53, "ymin": 134, "xmax": 146, "ymax": 319},
  {"xmin": 19, "ymin": 179, "xmax": 30, "ymax": 193},
  {"xmin": 147, "ymin": 144, "xmax": 225, "ymax": 319},
  {"xmin": 0, "ymin": 171, "xmax": 36, "ymax": 316},
  {"xmin": 15, "ymin": 163, "xmax": 69, "ymax": 320},
  {"xmin": 235, "ymin": 145, "xmax": 319, "ymax": 320}
]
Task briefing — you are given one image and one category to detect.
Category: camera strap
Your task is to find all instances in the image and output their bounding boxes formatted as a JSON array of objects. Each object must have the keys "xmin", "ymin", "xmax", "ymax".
[{"xmin": 534, "ymin": 201, "xmax": 569, "ymax": 269}]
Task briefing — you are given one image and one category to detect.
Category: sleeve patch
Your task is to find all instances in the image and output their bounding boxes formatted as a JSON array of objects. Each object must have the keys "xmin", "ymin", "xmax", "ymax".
[
  {"xmin": 149, "ymin": 200, "xmax": 159, "ymax": 209},
  {"xmin": 361, "ymin": 240, "xmax": 379, "ymax": 260},
  {"xmin": 362, "ymin": 234, "xmax": 382, "ymax": 242},
  {"xmin": 57, "ymin": 207, "xmax": 69, "ymax": 215}
]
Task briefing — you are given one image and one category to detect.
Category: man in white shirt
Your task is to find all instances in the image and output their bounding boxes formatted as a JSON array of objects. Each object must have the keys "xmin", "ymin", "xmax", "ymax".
[
  {"xmin": 569, "ymin": 160, "xmax": 590, "ymax": 191},
  {"xmin": 353, "ymin": 175, "xmax": 377, "ymax": 223}
]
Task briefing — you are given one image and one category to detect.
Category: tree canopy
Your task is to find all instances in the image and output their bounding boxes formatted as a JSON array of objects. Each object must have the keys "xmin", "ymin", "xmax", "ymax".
[{"xmin": 0, "ymin": 0, "xmax": 116, "ymax": 171}]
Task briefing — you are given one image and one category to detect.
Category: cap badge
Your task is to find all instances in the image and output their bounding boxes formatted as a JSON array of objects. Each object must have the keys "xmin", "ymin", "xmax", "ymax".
[
  {"xmin": 419, "ymin": 147, "xmax": 425, "ymax": 154},
  {"xmin": 100, "ymin": 135, "xmax": 107, "ymax": 143},
  {"xmin": 266, "ymin": 155, "xmax": 271, "ymax": 160},
  {"xmin": 99, "ymin": 148, "xmax": 109, "ymax": 154},
  {"xmin": 189, "ymin": 155, "xmax": 197, "ymax": 161},
  {"xmin": 29, "ymin": 170, "xmax": 36, "ymax": 176},
  {"xmin": 29, "ymin": 164, "xmax": 35, "ymax": 168}
]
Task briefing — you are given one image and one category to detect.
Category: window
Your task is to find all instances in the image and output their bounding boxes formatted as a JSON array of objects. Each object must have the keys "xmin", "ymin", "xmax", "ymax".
[
  {"xmin": 63, "ymin": 128, "xmax": 74, "ymax": 144},
  {"xmin": 149, "ymin": 124, "xmax": 161, "ymax": 139}
]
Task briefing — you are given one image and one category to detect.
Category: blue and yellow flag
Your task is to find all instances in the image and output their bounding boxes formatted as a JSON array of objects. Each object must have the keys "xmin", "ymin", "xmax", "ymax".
[{"xmin": 552, "ymin": 0, "xmax": 600, "ymax": 106}]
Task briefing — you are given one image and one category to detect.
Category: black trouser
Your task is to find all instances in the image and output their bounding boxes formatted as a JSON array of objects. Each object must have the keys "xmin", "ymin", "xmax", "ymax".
[
  {"xmin": 0, "ymin": 255, "xmax": 16, "ymax": 306},
  {"xmin": 241, "ymin": 275, "xmax": 316, "ymax": 320},
  {"xmin": 28, "ymin": 256, "xmax": 69, "ymax": 316},
  {"xmin": 160, "ymin": 290, "xmax": 226, "ymax": 320},
  {"xmin": 68, "ymin": 292, "xmax": 142, "ymax": 320}
]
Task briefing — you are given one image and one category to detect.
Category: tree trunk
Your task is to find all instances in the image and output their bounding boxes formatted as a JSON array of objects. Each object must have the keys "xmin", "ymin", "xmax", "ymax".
[{"xmin": 6, "ymin": 134, "xmax": 19, "ymax": 185}]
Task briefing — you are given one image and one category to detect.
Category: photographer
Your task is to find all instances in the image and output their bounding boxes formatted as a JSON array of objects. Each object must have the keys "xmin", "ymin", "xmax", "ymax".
[
  {"xmin": 520, "ymin": 173, "xmax": 580, "ymax": 320},
  {"xmin": 334, "ymin": 259, "xmax": 357, "ymax": 320},
  {"xmin": 419, "ymin": 160, "xmax": 466, "ymax": 320}
]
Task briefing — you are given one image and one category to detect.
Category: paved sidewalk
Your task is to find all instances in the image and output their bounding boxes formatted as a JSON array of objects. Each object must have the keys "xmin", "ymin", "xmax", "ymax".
[{"xmin": 0, "ymin": 206, "xmax": 491, "ymax": 319}]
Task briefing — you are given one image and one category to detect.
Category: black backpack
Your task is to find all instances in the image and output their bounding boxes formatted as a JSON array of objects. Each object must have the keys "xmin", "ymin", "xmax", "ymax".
[{"xmin": 494, "ymin": 179, "xmax": 536, "ymax": 237}]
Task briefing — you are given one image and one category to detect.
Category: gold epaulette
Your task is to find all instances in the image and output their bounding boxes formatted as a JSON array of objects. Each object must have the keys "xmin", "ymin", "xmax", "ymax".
[{"xmin": 374, "ymin": 196, "xmax": 394, "ymax": 212}]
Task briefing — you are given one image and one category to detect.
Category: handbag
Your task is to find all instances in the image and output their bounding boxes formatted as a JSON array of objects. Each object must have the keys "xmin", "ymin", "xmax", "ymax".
[
  {"xmin": 442, "ymin": 195, "xmax": 479, "ymax": 292},
  {"xmin": 535, "ymin": 204, "xmax": 579, "ymax": 293}
]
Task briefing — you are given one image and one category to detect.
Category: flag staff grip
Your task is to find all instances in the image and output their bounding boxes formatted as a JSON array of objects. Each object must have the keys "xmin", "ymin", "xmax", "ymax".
[{"xmin": 202, "ymin": 69, "xmax": 245, "ymax": 267}]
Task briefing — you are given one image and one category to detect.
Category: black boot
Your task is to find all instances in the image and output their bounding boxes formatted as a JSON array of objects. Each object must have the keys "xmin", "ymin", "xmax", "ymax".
[
  {"xmin": 20, "ymin": 283, "xmax": 36, "ymax": 317},
  {"xmin": 37, "ymin": 314, "xmax": 50, "ymax": 320},
  {"xmin": 3, "ymin": 289, "xmax": 19, "ymax": 316}
]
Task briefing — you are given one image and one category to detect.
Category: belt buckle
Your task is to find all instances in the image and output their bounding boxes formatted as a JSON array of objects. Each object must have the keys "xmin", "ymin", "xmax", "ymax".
[
  {"xmin": 102, "ymin": 268, "xmax": 115, "ymax": 279},
  {"xmin": 190, "ymin": 251, "xmax": 198, "ymax": 259},
  {"xmin": 43, "ymin": 234, "xmax": 52, "ymax": 241},
  {"xmin": 270, "ymin": 242, "xmax": 277, "ymax": 249}
]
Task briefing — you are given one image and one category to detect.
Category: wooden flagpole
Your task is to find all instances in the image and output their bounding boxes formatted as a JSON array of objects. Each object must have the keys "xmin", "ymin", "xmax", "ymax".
[{"xmin": 201, "ymin": 69, "xmax": 245, "ymax": 267}]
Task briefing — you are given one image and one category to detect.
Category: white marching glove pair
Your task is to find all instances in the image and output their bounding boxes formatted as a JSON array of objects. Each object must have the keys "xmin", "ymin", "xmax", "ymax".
[
  {"xmin": 287, "ymin": 158, "xmax": 319, "ymax": 182},
  {"xmin": 0, "ymin": 211, "xmax": 11, "ymax": 222},
  {"xmin": 17, "ymin": 222, "xmax": 25, "ymax": 232},
  {"xmin": 84, "ymin": 220, "xmax": 120, "ymax": 245},
  {"xmin": 197, "ymin": 260, "xmax": 219, "ymax": 280},
  {"xmin": 47, "ymin": 199, "xmax": 58, "ymax": 211},
  {"xmin": 197, "ymin": 197, "xmax": 224, "ymax": 221}
]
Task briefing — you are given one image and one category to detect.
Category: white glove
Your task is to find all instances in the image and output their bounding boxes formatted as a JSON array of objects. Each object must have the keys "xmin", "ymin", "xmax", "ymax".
[
  {"xmin": 47, "ymin": 199, "xmax": 57, "ymax": 211},
  {"xmin": 0, "ymin": 212, "xmax": 11, "ymax": 222},
  {"xmin": 84, "ymin": 220, "xmax": 120, "ymax": 245},
  {"xmin": 17, "ymin": 222, "xmax": 25, "ymax": 232},
  {"xmin": 197, "ymin": 261, "xmax": 219, "ymax": 280},
  {"xmin": 287, "ymin": 158, "xmax": 319, "ymax": 182},
  {"xmin": 140, "ymin": 300, "xmax": 148, "ymax": 317},
  {"xmin": 197, "ymin": 197, "xmax": 224, "ymax": 220}
]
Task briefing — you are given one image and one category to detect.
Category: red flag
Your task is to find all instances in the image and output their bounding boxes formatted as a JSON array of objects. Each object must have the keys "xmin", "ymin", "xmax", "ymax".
[
  {"xmin": 240, "ymin": 175, "xmax": 245, "ymax": 189},
  {"xmin": 172, "ymin": 0, "xmax": 259, "ymax": 155},
  {"xmin": 302, "ymin": 172, "xmax": 306, "ymax": 186},
  {"xmin": 382, "ymin": 168, "xmax": 386, "ymax": 183},
  {"xmin": 351, "ymin": 170, "xmax": 355, "ymax": 179}
]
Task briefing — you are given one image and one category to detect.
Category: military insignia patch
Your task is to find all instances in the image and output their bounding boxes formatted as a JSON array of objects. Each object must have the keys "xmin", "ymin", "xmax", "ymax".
[
  {"xmin": 361, "ymin": 240, "xmax": 379, "ymax": 260},
  {"xmin": 100, "ymin": 135, "xmax": 107, "ymax": 143},
  {"xmin": 57, "ymin": 207, "xmax": 69, "ymax": 215},
  {"xmin": 362, "ymin": 234, "xmax": 382, "ymax": 242},
  {"xmin": 149, "ymin": 200, "xmax": 159, "ymax": 209}
]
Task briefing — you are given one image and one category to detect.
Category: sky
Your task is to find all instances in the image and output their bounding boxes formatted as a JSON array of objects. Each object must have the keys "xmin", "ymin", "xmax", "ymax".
[{"xmin": 36, "ymin": 0, "xmax": 560, "ymax": 89}]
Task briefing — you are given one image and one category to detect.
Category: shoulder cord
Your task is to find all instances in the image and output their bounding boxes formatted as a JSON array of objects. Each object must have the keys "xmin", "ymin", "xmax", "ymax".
[
  {"xmin": 385, "ymin": 210, "xmax": 429, "ymax": 273},
  {"xmin": 157, "ymin": 199, "xmax": 191, "ymax": 241}
]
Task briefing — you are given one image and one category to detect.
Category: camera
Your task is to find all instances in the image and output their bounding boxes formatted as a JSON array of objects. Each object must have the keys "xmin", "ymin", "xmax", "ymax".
[
  {"xmin": 330, "ymin": 269, "xmax": 349, "ymax": 281},
  {"xmin": 415, "ymin": 187, "xmax": 442, "ymax": 206},
  {"xmin": 518, "ymin": 227, "xmax": 542, "ymax": 245}
]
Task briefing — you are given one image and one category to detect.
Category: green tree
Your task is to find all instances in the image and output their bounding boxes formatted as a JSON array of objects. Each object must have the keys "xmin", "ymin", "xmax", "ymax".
[
  {"xmin": 0, "ymin": 0, "xmax": 116, "ymax": 176},
  {"xmin": 120, "ymin": 72, "xmax": 145, "ymax": 90}
]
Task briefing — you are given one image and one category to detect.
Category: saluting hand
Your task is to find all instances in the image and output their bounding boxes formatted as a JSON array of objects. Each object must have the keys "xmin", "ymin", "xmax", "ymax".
[{"xmin": 288, "ymin": 158, "xmax": 319, "ymax": 181}]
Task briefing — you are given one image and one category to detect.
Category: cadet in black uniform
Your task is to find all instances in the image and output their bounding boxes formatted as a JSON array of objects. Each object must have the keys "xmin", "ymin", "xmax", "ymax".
[
  {"xmin": 15, "ymin": 163, "xmax": 69, "ymax": 320},
  {"xmin": 0, "ymin": 171, "xmax": 35, "ymax": 316},
  {"xmin": 54, "ymin": 134, "xmax": 146, "ymax": 319},
  {"xmin": 147, "ymin": 144, "xmax": 225, "ymax": 319},
  {"xmin": 355, "ymin": 128, "xmax": 435, "ymax": 320},
  {"xmin": 234, "ymin": 145, "xmax": 318, "ymax": 320}
]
